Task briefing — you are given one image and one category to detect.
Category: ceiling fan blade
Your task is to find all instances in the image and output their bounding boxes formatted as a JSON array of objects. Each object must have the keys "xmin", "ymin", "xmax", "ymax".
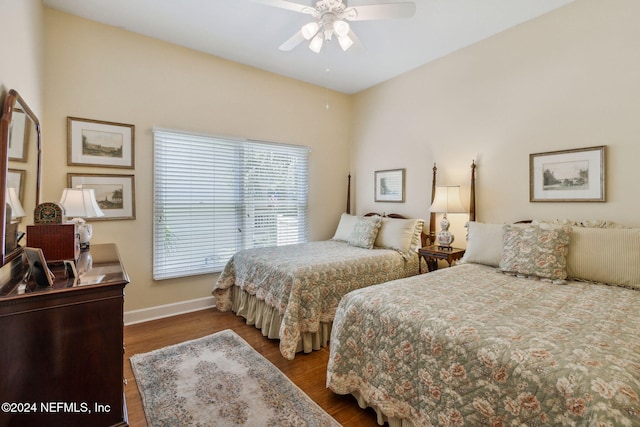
[
  {"xmin": 344, "ymin": 2, "xmax": 416, "ymax": 21},
  {"xmin": 251, "ymin": 0, "xmax": 315, "ymax": 15},
  {"xmin": 279, "ymin": 30, "xmax": 306, "ymax": 51},
  {"xmin": 348, "ymin": 29, "xmax": 364, "ymax": 50}
]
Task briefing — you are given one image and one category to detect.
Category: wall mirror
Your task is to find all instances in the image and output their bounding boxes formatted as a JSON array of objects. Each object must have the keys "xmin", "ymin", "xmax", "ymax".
[{"xmin": 0, "ymin": 89, "xmax": 42, "ymax": 266}]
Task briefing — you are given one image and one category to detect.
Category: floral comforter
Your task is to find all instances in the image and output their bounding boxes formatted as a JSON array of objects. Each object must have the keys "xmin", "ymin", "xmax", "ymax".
[
  {"xmin": 213, "ymin": 240, "xmax": 418, "ymax": 359},
  {"xmin": 327, "ymin": 263, "xmax": 640, "ymax": 426}
]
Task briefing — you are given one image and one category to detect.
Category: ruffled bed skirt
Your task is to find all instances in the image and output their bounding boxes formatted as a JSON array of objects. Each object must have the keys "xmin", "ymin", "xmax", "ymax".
[
  {"xmin": 229, "ymin": 285, "xmax": 332, "ymax": 354},
  {"xmin": 230, "ymin": 286, "xmax": 410, "ymax": 425},
  {"xmin": 351, "ymin": 391, "xmax": 413, "ymax": 427}
]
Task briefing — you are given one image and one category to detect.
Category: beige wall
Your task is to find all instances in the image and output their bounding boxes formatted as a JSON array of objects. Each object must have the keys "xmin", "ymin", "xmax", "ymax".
[
  {"xmin": 42, "ymin": 9, "xmax": 352, "ymax": 312},
  {"xmin": 352, "ymin": 0, "xmax": 640, "ymax": 244},
  {"xmin": 8, "ymin": 0, "xmax": 640, "ymax": 313},
  {"xmin": 0, "ymin": 0, "xmax": 43, "ymax": 119}
]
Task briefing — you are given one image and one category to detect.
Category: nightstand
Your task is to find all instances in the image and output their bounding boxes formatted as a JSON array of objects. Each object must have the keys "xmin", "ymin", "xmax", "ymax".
[{"xmin": 418, "ymin": 245, "xmax": 466, "ymax": 273}]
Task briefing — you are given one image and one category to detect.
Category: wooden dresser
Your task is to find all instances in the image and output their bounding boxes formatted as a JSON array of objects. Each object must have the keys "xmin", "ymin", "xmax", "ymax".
[{"xmin": 0, "ymin": 243, "xmax": 129, "ymax": 427}]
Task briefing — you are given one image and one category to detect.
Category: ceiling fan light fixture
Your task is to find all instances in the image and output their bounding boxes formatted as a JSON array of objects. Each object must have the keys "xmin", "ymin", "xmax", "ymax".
[
  {"xmin": 301, "ymin": 21, "xmax": 320, "ymax": 40},
  {"xmin": 261, "ymin": 0, "xmax": 417, "ymax": 53},
  {"xmin": 338, "ymin": 34, "xmax": 353, "ymax": 51},
  {"xmin": 333, "ymin": 20, "xmax": 350, "ymax": 37},
  {"xmin": 309, "ymin": 34, "xmax": 324, "ymax": 53}
]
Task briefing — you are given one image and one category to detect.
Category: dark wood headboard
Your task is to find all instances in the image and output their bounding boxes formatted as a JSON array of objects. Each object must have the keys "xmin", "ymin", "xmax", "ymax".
[{"xmin": 344, "ymin": 160, "xmax": 477, "ymax": 248}]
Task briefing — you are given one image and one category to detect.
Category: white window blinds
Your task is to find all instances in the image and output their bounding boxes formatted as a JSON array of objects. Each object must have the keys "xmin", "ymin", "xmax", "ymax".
[{"xmin": 153, "ymin": 129, "xmax": 309, "ymax": 280}]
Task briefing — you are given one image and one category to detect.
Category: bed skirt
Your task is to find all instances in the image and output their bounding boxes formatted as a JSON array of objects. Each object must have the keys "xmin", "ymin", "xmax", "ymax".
[
  {"xmin": 229, "ymin": 285, "xmax": 332, "ymax": 354},
  {"xmin": 351, "ymin": 390, "xmax": 412, "ymax": 427}
]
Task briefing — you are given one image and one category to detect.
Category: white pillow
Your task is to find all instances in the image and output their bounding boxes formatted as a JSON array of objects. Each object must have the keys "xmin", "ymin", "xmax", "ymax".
[
  {"xmin": 374, "ymin": 217, "xmax": 421, "ymax": 254},
  {"xmin": 332, "ymin": 213, "xmax": 359, "ymax": 242},
  {"xmin": 461, "ymin": 222, "xmax": 506, "ymax": 267}
]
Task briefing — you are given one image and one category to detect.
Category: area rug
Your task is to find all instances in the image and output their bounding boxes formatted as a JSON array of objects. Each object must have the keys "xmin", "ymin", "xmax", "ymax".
[{"xmin": 130, "ymin": 329, "xmax": 340, "ymax": 426}]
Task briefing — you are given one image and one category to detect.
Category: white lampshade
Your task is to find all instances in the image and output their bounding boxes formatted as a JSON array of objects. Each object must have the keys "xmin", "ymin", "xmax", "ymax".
[
  {"xmin": 59, "ymin": 188, "xmax": 105, "ymax": 219},
  {"xmin": 333, "ymin": 20, "xmax": 350, "ymax": 37},
  {"xmin": 429, "ymin": 186, "xmax": 466, "ymax": 214},
  {"xmin": 6, "ymin": 187, "xmax": 26, "ymax": 219}
]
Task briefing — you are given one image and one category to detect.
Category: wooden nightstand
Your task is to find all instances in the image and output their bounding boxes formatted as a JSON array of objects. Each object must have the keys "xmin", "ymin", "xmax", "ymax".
[{"xmin": 418, "ymin": 245, "xmax": 466, "ymax": 273}]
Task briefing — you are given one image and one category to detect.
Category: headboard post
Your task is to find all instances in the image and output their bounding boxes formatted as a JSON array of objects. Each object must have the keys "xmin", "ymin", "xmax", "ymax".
[
  {"xmin": 469, "ymin": 161, "xmax": 476, "ymax": 222},
  {"xmin": 346, "ymin": 173, "xmax": 351, "ymax": 215},
  {"xmin": 429, "ymin": 163, "xmax": 437, "ymax": 246}
]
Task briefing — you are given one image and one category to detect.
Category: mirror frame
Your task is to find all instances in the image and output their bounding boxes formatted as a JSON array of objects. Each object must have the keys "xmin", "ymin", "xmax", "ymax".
[{"xmin": 0, "ymin": 89, "xmax": 42, "ymax": 266}]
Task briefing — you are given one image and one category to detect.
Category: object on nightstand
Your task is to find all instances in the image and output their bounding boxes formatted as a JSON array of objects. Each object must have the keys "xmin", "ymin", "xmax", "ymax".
[
  {"xmin": 23, "ymin": 247, "xmax": 55, "ymax": 288},
  {"xmin": 33, "ymin": 202, "xmax": 65, "ymax": 224},
  {"xmin": 28, "ymin": 202, "xmax": 80, "ymax": 262},
  {"xmin": 59, "ymin": 188, "xmax": 104, "ymax": 249},
  {"xmin": 429, "ymin": 185, "xmax": 466, "ymax": 248},
  {"xmin": 27, "ymin": 223, "xmax": 79, "ymax": 262}
]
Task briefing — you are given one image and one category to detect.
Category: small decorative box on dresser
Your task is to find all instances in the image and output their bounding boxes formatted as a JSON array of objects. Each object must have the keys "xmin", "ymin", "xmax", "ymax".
[
  {"xmin": 0, "ymin": 243, "xmax": 129, "ymax": 427},
  {"xmin": 418, "ymin": 245, "xmax": 466, "ymax": 273}
]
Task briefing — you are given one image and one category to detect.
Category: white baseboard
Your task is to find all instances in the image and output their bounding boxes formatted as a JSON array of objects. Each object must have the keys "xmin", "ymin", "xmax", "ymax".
[{"xmin": 124, "ymin": 296, "xmax": 216, "ymax": 325}]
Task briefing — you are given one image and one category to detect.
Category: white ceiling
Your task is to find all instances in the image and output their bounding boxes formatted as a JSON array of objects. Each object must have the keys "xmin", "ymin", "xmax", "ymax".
[{"xmin": 42, "ymin": 0, "xmax": 575, "ymax": 94}]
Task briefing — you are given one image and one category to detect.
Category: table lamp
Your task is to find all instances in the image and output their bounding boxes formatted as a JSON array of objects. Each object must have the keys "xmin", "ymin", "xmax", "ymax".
[
  {"xmin": 429, "ymin": 185, "xmax": 466, "ymax": 248},
  {"xmin": 6, "ymin": 187, "xmax": 26, "ymax": 221},
  {"xmin": 59, "ymin": 188, "xmax": 104, "ymax": 249}
]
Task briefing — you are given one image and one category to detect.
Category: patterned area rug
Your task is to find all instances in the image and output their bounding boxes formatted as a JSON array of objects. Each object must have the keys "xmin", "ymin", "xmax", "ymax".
[{"xmin": 130, "ymin": 329, "xmax": 340, "ymax": 426}]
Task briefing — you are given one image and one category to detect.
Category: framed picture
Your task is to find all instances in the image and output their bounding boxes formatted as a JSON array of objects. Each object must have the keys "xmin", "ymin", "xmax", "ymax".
[
  {"xmin": 68, "ymin": 173, "xmax": 136, "ymax": 220},
  {"xmin": 530, "ymin": 146, "xmax": 605, "ymax": 202},
  {"xmin": 375, "ymin": 168, "xmax": 405, "ymax": 202},
  {"xmin": 24, "ymin": 247, "xmax": 54, "ymax": 288},
  {"xmin": 67, "ymin": 117, "xmax": 134, "ymax": 168},
  {"xmin": 7, "ymin": 169, "xmax": 25, "ymax": 203},
  {"xmin": 8, "ymin": 109, "xmax": 28, "ymax": 162}
]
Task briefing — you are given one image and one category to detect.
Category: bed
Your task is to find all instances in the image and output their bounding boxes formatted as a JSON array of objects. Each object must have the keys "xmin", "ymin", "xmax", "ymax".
[
  {"xmin": 212, "ymin": 166, "xmax": 477, "ymax": 360},
  {"xmin": 213, "ymin": 226, "xmax": 422, "ymax": 359},
  {"xmin": 327, "ymin": 220, "xmax": 640, "ymax": 426}
]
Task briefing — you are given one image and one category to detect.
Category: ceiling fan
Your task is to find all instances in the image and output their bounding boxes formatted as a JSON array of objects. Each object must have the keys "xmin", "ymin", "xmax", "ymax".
[{"xmin": 253, "ymin": 0, "xmax": 416, "ymax": 53}]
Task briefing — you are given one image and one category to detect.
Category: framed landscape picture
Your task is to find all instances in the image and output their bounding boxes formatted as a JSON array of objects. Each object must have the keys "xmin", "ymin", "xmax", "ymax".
[
  {"xmin": 68, "ymin": 173, "xmax": 136, "ymax": 220},
  {"xmin": 530, "ymin": 146, "xmax": 605, "ymax": 202},
  {"xmin": 67, "ymin": 117, "xmax": 134, "ymax": 168},
  {"xmin": 8, "ymin": 109, "xmax": 28, "ymax": 162},
  {"xmin": 375, "ymin": 168, "xmax": 405, "ymax": 202}
]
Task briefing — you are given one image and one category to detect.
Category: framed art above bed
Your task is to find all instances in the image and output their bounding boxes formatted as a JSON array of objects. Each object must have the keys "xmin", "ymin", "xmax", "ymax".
[
  {"xmin": 375, "ymin": 168, "xmax": 405, "ymax": 202},
  {"xmin": 529, "ymin": 146, "xmax": 605, "ymax": 202}
]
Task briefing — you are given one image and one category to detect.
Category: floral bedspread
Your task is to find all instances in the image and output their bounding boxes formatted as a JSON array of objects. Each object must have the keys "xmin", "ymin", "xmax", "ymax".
[
  {"xmin": 212, "ymin": 240, "xmax": 418, "ymax": 359},
  {"xmin": 327, "ymin": 263, "xmax": 640, "ymax": 426}
]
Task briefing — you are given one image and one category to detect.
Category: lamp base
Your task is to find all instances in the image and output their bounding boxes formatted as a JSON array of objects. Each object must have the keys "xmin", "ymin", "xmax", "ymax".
[
  {"xmin": 436, "ymin": 231, "xmax": 455, "ymax": 248},
  {"xmin": 436, "ymin": 215, "xmax": 455, "ymax": 248}
]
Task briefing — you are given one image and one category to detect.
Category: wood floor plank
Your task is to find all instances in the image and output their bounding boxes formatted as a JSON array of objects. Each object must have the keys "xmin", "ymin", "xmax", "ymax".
[{"xmin": 123, "ymin": 308, "xmax": 380, "ymax": 426}]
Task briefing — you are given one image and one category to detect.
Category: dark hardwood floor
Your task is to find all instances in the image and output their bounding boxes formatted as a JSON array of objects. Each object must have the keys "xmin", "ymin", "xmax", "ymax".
[{"xmin": 123, "ymin": 308, "xmax": 380, "ymax": 426}]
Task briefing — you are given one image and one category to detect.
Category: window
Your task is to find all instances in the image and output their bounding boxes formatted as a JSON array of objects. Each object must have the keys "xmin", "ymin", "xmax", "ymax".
[{"xmin": 153, "ymin": 129, "xmax": 309, "ymax": 280}]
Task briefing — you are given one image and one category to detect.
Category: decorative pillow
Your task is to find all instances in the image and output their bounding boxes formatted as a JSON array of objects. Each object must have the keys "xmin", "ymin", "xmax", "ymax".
[
  {"xmin": 499, "ymin": 223, "xmax": 571, "ymax": 280},
  {"xmin": 332, "ymin": 213, "xmax": 359, "ymax": 242},
  {"xmin": 461, "ymin": 222, "xmax": 506, "ymax": 267},
  {"xmin": 348, "ymin": 216, "xmax": 382, "ymax": 249},
  {"xmin": 532, "ymin": 218, "xmax": 626, "ymax": 229},
  {"xmin": 567, "ymin": 227, "xmax": 640, "ymax": 289},
  {"xmin": 374, "ymin": 217, "xmax": 422, "ymax": 254}
]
